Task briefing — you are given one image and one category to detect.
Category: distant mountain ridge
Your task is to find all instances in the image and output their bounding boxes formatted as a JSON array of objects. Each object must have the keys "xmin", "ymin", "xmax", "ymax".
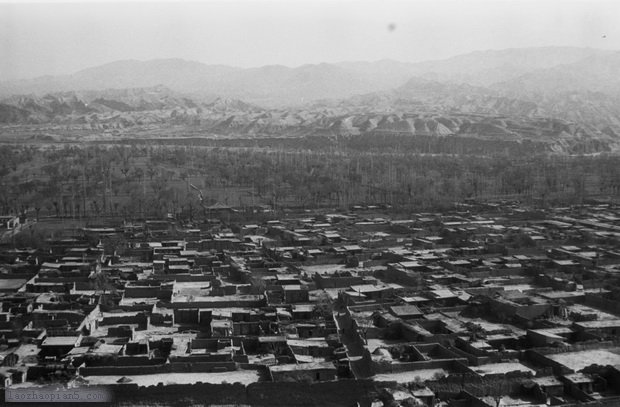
[
  {"xmin": 0, "ymin": 59, "xmax": 404, "ymax": 106},
  {"xmin": 410, "ymin": 47, "xmax": 612, "ymax": 86},
  {"xmin": 0, "ymin": 85, "xmax": 616, "ymax": 156},
  {"xmin": 2, "ymin": 47, "xmax": 620, "ymax": 153},
  {"xmin": 2, "ymin": 47, "xmax": 618, "ymax": 107}
]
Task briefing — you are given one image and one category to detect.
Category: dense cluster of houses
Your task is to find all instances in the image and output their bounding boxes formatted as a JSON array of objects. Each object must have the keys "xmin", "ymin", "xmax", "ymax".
[{"xmin": 0, "ymin": 201, "xmax": 619, "ymax": 406}]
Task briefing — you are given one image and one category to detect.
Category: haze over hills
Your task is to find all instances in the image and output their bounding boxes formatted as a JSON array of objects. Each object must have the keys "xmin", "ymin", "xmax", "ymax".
[
  {"xmin": 0, "ymin": 59, "xmax": 403, "ymax": 106},
  {"xmin": 1, "ymin": 46, "xmax": 620, "ymax": 153},
  {"xmin": 408, "ymin": 47, "xmax": 613, "ymax": 87},
  {"xmin": 2, "ymin": 47, "xmax": 619, "ymax": 105}
]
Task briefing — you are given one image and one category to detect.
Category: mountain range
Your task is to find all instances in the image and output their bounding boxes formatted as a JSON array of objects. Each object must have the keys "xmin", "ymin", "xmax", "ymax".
[
  {"xmin": 1, "ymin": 47, "xmax": 620, "ymax": 152},
  {"xmin": 2, "ymin": 47, "xmax": 619, "ymax": 106}
]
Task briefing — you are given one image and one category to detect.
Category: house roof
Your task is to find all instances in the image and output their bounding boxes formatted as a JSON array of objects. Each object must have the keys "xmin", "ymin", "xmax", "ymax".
[
  {"xmin": 390, "ymin": 305, "xmax": 423, "ymax": 317},
  {"xmin": 41, "ymin": 336, "xmax": 79, "ymax": 347},
  {"xmin": 269, "ymin": 361, "xmax": 335, "ymax": 372}
]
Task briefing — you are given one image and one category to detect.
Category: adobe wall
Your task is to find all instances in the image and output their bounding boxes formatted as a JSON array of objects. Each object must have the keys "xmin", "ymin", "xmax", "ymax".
[
  {"xmin": 535, "ymin": 340, "xmax": 620, "ymax": 355},
  {"xmin": 373, "ymin": 358, "xmax": 469, "ymax": 373},
  {"xmin": 171, "ymin": 354, "xmax": 233, "ymax": 363},
  {"xmin": 581, "ymin": 294, "xmax": 620, "ymax": 317},
  {"xmin": 559, "ymin": 398, "xmax": 620, "ymax": 407},
  {"xmin": 35, "ymin": 277, "xmax": 91, "ymax": 283},
  {"xmin": 151, "ymin": 273, "xmax": 217, "ymax": 283},
  {"xmin": 84, "ymin": 356, "xmax": 165, "ymax": 367},
  {"xmin": 100, "ymin": 314, "xmax": 147, "ymax": 326},
  {"xmin": 32, "ymin": 378, "xmax": 386, "ymax": 406},
  {"xmin": 515, "ymin": 304, "xmax": 552, "ymax": 320},
  {"xmin": 20, "ymin": 377, "xmax": 619, "ymax": 406},
  {"xmin": 425, "ymin": 373, "xmax": 531, "ymax": 399},
  {"xmin": 525, "ymin": 349, "xmax": 573, "ymax": 376},
  {"xmin": 165, "ymin": 297, "xmax": 266, "ymax": 308},
  {"xmin": 315, "ymin": 275, "xmax": 364, "ymax": 289},
  {"xmin": 124, "ymin": 286, "xmax": 172, "ymax": 299},
  {"xmin": 79, "ymin": 361, "xmax": 236, "ymax": 376},
  {"xmin": 79, "ymin": 365, "xmax": 160, "ymax": 376}
]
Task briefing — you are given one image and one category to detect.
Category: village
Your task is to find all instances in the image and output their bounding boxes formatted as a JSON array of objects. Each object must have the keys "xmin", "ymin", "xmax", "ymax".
[{"xmin": 0, "ymin": 201, "xmax": 620, "ymax": 406}]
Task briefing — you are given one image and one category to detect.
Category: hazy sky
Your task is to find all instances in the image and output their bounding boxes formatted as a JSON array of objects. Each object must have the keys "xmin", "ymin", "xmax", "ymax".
[{"xmin": 1, "ymin": 0, "xmax": 619, "ymax": 80}]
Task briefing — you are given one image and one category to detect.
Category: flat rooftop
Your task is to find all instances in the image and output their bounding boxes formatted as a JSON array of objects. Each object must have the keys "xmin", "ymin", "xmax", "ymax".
[
  {"xmin": 373, "ymin": 368, "xmax": 448, "ymax": 383},
  {"xmin": 269, "ymin": 361, "xmax": 335, "ymax": 372},
  {"xmin": 548, "ymin": 349, "xmax": 620, "ymax": 371},
  {"xmin": 471, "ymin": 362, "xmax": 535, "ymax": 376},
  {"xmin": 41, "ymin": 336, "xmax": 79, "ymax": 347},
  {"xmin": 0, "ymin": 279, "xmax": 28, "ymax": 290},
  {"xmin": 82, "ymin": 370, "xmax": 261, "ymax": 386}
]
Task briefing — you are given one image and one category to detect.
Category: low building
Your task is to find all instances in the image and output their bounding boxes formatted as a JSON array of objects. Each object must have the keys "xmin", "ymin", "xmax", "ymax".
[{"xmin": 269, "ymin": 361, "xmax": 337, "ymax": 382}]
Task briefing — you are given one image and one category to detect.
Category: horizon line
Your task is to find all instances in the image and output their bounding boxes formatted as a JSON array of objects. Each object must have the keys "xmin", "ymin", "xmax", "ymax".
[{"xmin": 4, "ymin": 45, "xmax": 616, "ymax": 83}]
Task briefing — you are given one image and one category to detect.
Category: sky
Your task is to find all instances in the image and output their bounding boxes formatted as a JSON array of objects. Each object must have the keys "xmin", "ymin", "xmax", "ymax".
[{"xmin": 1, "ymin": 0, "xmax": 620, "ymax": 80}]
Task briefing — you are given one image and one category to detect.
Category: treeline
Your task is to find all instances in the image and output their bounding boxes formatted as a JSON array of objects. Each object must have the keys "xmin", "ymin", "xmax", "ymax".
[
  {"xmin": 107, "ymin": 132, "xmax": 612, "ymax": 155},
  {"xmin": 0, "ymin": 143, "xmax": 619, "ymax": 220},
  {"xmin": 147, "ymin": 145, "xmax": 620, "ymax": 209}
]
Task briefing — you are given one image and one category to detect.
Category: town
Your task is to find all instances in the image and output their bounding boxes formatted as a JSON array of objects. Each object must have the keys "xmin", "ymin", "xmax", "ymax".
[{"xmin": 0, "ymin": 200, "xmax": 619, "ymax": 406}]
